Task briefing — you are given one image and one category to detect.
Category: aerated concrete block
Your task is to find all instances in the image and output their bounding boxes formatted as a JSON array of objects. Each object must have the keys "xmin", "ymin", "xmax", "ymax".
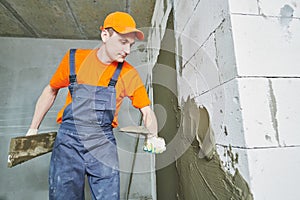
[
  {"xmin": 270, "ymin": 78, "xmax": 300, "ymax": 146},
  {"xmin": 181, "ymin": 33, "xmax": 220, "ymax": 96},
  {"xmin": 196, "ymin": 77, "xmax": 300, "ymax": 149},
  {"xmin": 247, "ymin": 147, "xmax": 300, "ymax": 200},
  {"xmin": 178, "ymin": 0, "xmax": 229, "ymax": 65},
  {"xmin": 259, "ymin": 0, "xmax": 300, "ymax": 17},
  {"xmin": 173, "ymin": 0, "xmax": 200, "ymax": 33},
  {"xmin": 195, "ymin": 79, "xmax": 246, "ymax": 148},
  {"xmin": 215, "ymin": 16, "xmax": 237, "ymax": 83},
  {"xmin": 178, "ymin": 35, "xmax": 220, "ymax": 101},
  {"xmin": 231, "ymin": 15, "xmax": 300, "ymax": 77},
  {"xmin": 238, "ymin": 78, "xmax": 280, "ymax": 148},
  {"xmin": 178, "ymin": 60, "xmax": 203, "ymax": 101},
  {"xmin": 228, "ymin": 0, "xmax": 259, "ymax": 14}
]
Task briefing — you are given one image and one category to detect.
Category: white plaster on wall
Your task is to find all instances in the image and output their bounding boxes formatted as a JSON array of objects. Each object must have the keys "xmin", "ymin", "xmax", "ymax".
[
  {"xmin": 147, "ymin": 26, "xmax": 161, "ymax": 66},
  {"xmin": 270, "ymin": 78, "xmax": 300, "ymax": 146},
  {"xmin": 147, "ymin": 0, "xmax": 173, "ymax": 75},
  {"xmin": 151, "ymin": 0, "xmax": 164, "ymax": 28},
  {"xmin": 159, "ymin": 0, "xmax": 173, "ymax": 39}
]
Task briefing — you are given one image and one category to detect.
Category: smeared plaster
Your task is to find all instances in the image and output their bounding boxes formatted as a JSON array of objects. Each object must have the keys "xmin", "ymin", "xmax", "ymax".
[
  {"xmin": 222, "ymin": 144, "xmax": 239, "ymax": 171},
  {"xmin": 176, "ymin": 97, "xmax": 253, "ymax": 200},
  {"xmin": 268, "ymin": 79, "xmax": 280, "ymax": 145},
  {"xmin": 180, "ymin": 97, "xmax": 216, "ymax": 160},
  {"xmin": 279, "ymin": 4, "xmax": 294, "ymax": 40},
  {"xmin": 280, "ymin": 4, "xmax": 294, "ymax": 20}
]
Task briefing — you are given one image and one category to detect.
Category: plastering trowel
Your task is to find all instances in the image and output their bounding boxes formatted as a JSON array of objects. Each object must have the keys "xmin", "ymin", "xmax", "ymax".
[
  {"xmin": 119, "ymin": 126, "xmax": 166, "ymax": 154},
  {"xmin": 7, "ymin": 132, "xmax": 57, "ymax": 168},
  {"xmin": 119, "ymin": 126, "xmax": 150, "ymax": 135}
]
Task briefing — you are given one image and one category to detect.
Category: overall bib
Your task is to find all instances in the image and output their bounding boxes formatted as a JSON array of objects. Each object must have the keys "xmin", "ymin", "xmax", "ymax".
[{"xmin": 49, "ymin": 49, "xmax": 122, "ymax": 200}]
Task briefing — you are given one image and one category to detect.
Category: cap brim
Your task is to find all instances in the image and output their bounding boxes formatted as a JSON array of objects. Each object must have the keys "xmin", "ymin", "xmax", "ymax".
[{"xmin": 115, "ymin": 27, "xmax": 145, "ymax": 40}]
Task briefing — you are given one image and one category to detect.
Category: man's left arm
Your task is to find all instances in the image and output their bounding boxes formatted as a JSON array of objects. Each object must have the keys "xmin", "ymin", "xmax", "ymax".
[
  {"xmin": 140, "ymin": 105, "xmax": 166, "ymax": 153},
  {"xmin": 140, "ymin": 105, "xmax": 158, "ymax": 137}
]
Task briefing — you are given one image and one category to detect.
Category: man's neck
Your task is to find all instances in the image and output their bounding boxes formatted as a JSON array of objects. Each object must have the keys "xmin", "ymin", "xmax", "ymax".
[{"xmin": 96, "ymin": 46, "xmax": 112, "ymax": 65}]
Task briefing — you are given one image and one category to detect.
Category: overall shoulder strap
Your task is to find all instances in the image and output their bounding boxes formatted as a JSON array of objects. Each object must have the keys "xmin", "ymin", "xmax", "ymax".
[
  {"xmin": 69, "ymin": 49, "xmax": 77, "ymax": 83},
  {"xmin": 108, "ymin": 62, "xmax": 124, "ymax": 87}
]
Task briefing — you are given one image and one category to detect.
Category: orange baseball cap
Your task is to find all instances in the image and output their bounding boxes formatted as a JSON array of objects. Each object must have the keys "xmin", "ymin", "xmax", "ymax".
[{"xmin": 100, "ymin": 11, "xmax": 144, "ymax": 40}]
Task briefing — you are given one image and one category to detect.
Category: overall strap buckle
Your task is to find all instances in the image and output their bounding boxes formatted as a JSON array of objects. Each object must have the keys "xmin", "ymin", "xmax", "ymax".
[
  {"xmin": 69, "ymin": 49, "xmax": 77, "ymax": 84},
  {"xmin": 108, "ymin": 62, "xmax": 123, "ymax": 87}
]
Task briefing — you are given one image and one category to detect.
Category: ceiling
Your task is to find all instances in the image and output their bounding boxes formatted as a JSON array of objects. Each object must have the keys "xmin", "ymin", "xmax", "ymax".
[{"xmin": 0, "ymin": 0, "xmax": 155, "ymax": 40}]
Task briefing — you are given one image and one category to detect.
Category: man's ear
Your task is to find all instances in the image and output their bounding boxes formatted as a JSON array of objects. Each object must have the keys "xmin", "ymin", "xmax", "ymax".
[{"xmin": 101, "ymin": 29, "xmax": 110, "ymax": 43}]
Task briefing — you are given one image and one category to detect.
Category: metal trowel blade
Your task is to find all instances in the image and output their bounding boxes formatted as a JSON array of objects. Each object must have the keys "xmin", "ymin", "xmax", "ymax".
[
  {"xmin": 119, "ymin": 126, "xmax": 150, "ymax": 134},
  {"xmin": 7, "ymin": 132, "xmax": 57, "ymax": 168}
]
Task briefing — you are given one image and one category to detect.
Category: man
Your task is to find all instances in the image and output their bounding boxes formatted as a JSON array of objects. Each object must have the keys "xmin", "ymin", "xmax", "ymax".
[{"xmin": 26, "ymin": 11, "xmax": 165, "ymax": 199}]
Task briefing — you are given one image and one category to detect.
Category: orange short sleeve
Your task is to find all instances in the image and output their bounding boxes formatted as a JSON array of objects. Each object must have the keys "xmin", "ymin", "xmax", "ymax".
[
  {"xmin": 130, "ymin": 86, "xmax": 151, "ymax": 108},
  {"xmin": 49, "ymin": 51, "xmax": 70, "ymax": 89},
  {"xmin": 120, "ymin": 63, "xmax": 150, "ymax": 108}
]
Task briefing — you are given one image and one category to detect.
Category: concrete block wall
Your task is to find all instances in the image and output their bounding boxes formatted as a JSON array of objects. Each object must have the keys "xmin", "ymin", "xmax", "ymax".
[
  {"xmin": 229, "ymin": 1, "xmax": 300, "ymax": 199},
  {"xmin": 174, "ymin": 0, "xmax": 254, "ymax": 193},
  {"xmin": 149, "ymin": 0, "xmax": 300, "ymax": 199}
]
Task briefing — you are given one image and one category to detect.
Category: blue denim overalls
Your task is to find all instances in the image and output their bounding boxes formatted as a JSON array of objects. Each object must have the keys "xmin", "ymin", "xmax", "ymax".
[{"xmin": 49, "ymin": 49, "xmax": 122, "ymax": 200}]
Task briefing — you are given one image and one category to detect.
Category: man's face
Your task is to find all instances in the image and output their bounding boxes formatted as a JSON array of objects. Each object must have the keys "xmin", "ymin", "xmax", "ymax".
[{"xmin": 105, "ymin": 30, "xmax": 136, "ymax": 63}]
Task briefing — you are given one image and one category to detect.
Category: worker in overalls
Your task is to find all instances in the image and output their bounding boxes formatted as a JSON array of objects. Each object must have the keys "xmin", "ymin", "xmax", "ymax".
[{"xmin": 26, "ymin": 11, "xmax": 165, "ymax": 199}]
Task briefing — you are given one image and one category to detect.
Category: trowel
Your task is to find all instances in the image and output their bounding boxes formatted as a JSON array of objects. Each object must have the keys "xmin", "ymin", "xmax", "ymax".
[
  {"xmin": 119, "ymin": 126, "xmax": 166, "ymax": 154},
  {"xmin": 7, "ymin": 132, "xmax": 57, "ymax": 168},
  {"xmin": 7, "ymin": 127, "xmax": 142, "ymax": 168},
  {"xmin": 119, "ymin": 126, "xmax": 150, "ymax": 135}
]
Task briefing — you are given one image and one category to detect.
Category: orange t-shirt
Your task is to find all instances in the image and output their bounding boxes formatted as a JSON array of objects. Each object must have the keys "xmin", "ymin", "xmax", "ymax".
[{"xmin": 49, "ymin": 49, "xmax": 150, "ymax": 127}]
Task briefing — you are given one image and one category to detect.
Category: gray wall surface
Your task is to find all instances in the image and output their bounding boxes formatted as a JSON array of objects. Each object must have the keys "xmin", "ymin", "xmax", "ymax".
[{"xmin": 0, "ymin": 37, "xmax": 154, "ymax": 200}]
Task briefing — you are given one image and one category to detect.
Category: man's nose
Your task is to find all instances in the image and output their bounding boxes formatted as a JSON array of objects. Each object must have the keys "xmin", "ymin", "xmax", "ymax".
[{"xmin": 124, "ymin": 44, "xmax": 131, "ymax": 55}]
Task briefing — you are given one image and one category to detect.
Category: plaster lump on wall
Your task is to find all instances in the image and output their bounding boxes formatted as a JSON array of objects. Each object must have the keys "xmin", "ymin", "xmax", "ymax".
[{"xmin": 176, "ymin": 97, "xmax": 253, "ymax": 200}]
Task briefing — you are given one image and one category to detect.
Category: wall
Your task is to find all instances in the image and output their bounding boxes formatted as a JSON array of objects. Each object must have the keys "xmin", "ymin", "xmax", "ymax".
[
  {"xmin": 152, "ymin": 8, "xmax": 180, "ymax": 200},
  {"xmin": 0, "ymin": 37, "xmax": 155, "ymax": 200},
  {"xmin": 148, "ymin": 0, "xmax": 300, "ymax": 199},
  {"xmin": 228, "ymin": 1, "xmax": 300, "ymax": 199}
]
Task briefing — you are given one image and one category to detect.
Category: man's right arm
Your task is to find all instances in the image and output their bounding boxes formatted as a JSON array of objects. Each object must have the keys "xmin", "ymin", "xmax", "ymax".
[{"xmin": 26, "ymin": 85, "xmax": 59, "ymax": 136}]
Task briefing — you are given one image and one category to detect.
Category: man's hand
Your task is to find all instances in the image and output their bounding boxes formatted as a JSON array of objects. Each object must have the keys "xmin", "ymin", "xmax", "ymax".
[
  {"xmin": 143, "ymin": 136, "xmax": 166, "ymax": 154},
  {"xmin": 26, "ymin": 128, "xmax": 38, "ymax": 136},
  {"xmin": 118, "ymin": 126, "xmax": 167, "ymax": 154}
]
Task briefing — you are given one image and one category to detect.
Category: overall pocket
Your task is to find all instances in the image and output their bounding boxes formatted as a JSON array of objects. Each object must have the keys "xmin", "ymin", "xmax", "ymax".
[{"xmin": 94, "ymin": 101, "xmax": 106, "ymax": 125}]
